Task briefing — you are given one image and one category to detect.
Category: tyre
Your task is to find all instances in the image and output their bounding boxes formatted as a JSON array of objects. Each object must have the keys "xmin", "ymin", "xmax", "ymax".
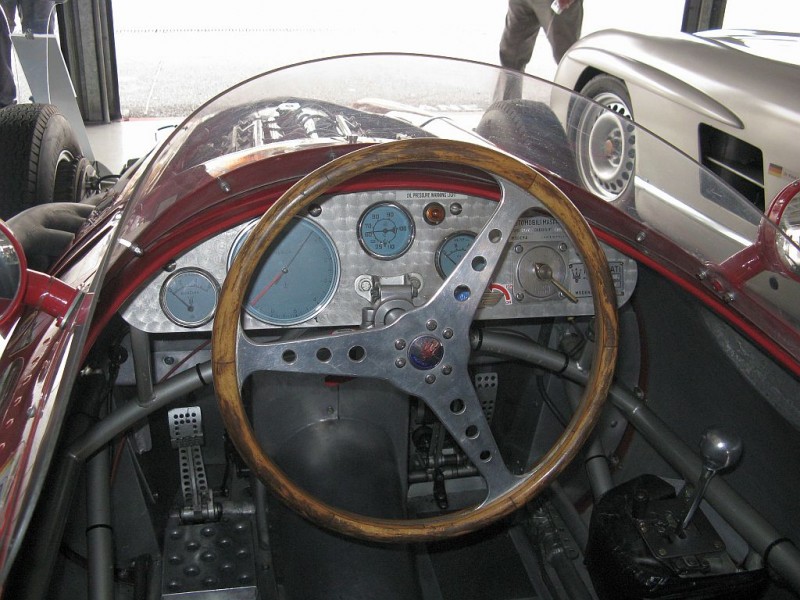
[
  {"xmin": 476, "ymin": 99, "xmax": 579, "ymax": 184},
  {"xmin": 0, "ymin": 103, "xmax": 85, "ymax": 219},
  {"xmin": 568, "ymin": 74, "xmax": 636, "ymax": 202}
]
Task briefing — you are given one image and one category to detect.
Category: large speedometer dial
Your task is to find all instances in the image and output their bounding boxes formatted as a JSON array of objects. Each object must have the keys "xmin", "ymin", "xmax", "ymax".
[
  {"xmin": 357, "ymin": 202, "xmax": 415, "ymax": 259},
  {"xmin": 229, "ymin": 218, "xmax": 340, "ymax": 326}
]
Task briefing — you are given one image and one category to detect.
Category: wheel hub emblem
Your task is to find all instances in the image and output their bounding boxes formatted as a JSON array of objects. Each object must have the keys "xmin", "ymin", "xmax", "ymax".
[{"xmin": 408, "ymin": 335, "xmax": 444, "ymax": 370}]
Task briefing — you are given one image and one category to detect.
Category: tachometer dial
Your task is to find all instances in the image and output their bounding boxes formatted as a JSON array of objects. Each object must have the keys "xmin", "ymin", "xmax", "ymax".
[
  {"xmin": 357, "ymin": 202, "xmax": 415, "ymax": 259},
  {"xmin": 435, "ymin": 231, "xmax": 476, "ymax": 279},
  {"xmin": 160, "ymin": 268, "xmax": 220, "ymax": 328},
  {"xmin": 229, "ymin": 217, "xmax": 340, "ymax": 326}
]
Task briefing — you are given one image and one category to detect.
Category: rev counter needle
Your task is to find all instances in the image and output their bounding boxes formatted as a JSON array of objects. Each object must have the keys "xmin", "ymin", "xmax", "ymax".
[{"xmin": 249, "ymin": 229, "xmax": 314, "ymax": 306}]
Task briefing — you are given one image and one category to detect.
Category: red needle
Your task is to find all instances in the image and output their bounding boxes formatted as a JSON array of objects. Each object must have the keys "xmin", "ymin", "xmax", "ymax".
[
  {"xmin": 250, "ymin": 269, "xmax": 284, "ymax": 306},
  {"xmin": 248, "ymin": 229, "xmax": 314, "ymax": 307}
]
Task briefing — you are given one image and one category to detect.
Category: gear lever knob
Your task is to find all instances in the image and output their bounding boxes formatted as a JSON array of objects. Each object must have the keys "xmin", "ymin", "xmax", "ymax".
[
  {"xmin": 677, "ymin": 428, "xmax": 742, "ymax": 534},
  {"xmin": 699, "ymin": 428, "xmax": 743, "ymax": 472}
]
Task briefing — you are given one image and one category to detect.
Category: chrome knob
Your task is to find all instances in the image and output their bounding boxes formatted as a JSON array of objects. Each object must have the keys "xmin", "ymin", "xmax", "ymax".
[
  {"xmin": 677, "ymin": 428, "xmax": 742, "ymax": 534},
  {"xmin": 699, "ymin": 428, "xmax": 743, "ymax": 472}
]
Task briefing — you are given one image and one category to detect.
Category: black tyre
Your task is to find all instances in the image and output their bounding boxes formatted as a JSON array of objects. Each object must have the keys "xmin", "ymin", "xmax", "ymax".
[
  {"xmin": 476, "ymin": 99, "xmax": 579, "ymax": 183},
  {"xmin": 0, "ymin": 103, "xmax": 84, "ymax": 219},
  {"xmin": 568, "ymin": 74, "xmax": 636, "ymax": 202}
]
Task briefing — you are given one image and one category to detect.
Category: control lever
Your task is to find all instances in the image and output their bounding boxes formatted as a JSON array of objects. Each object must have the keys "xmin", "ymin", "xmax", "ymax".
[{"xmin": 677, "ymin": 428, "xmax": 742, "ymax": 534}]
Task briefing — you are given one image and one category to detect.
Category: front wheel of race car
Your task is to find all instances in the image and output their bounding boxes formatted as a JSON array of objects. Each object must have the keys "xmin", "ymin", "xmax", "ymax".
[
  {"xmin": 569, "ymin": 74, "xmax": 636, "ymax": 202},
  {"xmin": 0, "ymin": 103, "xmax": 89, "ymax": 219}
]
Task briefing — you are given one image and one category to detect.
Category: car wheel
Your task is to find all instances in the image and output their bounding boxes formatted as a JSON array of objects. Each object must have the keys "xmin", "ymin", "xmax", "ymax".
[
  {"xmin": 0, "ymin": 103, "xmax": 87, "ymax": 219},
  {"xmin": 569, "ymin": 74, "xmax": 636, "ymax": 202},
  {"xmin": 476, "ymin": 99, "xmax": 579, "ymax": 183}
]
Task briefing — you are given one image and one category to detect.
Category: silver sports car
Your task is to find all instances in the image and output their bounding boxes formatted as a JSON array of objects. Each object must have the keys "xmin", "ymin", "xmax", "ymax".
[{"xmin": 553, "ymin": 28, "xmax": 800, "ymax": 210}]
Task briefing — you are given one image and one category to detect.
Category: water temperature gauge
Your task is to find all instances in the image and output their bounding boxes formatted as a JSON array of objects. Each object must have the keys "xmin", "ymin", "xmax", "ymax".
[{"xmin": 435, "ymin": 231, "xmax": 476, "ymax": 279}]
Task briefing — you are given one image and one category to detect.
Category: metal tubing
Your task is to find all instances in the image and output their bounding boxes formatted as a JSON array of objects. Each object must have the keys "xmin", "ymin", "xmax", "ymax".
[
  {"xmin": 16, "ymin": 361, "xmax": 212, "ymax": 600},
  {"xmin": 549, "ymin": 481, "xmax": 589, "ymax": 552},
  {"xmin": 548, "ymin": 546, "xmax": 595, "ymax": 600},
  {"xmin": 86, "ymin": 446, "xmax": 114, "ymax": 600},
  {"xmin": 73, "ymin": 361, "xmax": 213, "ymax": 461},
  {"xmin": 565, "ymin": 380, "xmax": 614, "ymax": 501},
  {"xmin": 130, "ymin": 326, "xmax": 154, "ymax": 407},
  {"xmin": 476, "ymin": 330, "xmax": 800, "ymax": 594},
  {"xmin": 610, "ymin": 387, "xmax": 800, "ymax": 593}
]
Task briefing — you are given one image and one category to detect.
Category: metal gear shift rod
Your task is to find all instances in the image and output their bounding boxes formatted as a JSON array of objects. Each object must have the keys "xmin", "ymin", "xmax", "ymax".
[{"xmin": 677, "ymin": 428, "xmax": 743, "ymax": 535}]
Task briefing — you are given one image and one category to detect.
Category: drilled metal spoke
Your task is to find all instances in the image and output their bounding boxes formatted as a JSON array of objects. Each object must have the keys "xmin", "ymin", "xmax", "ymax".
[{"xmin": 415, "ymin": 379, "xmax": 519, "ymax": 499}]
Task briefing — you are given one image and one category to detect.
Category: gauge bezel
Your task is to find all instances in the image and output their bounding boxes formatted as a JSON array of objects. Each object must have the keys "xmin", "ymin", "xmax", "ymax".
[
  {"xmin": 228, "ymin": 217, "xmax": 341, "ymax": 326},
  {"xmin": 357, "ymin": 201, "xmax": 416, "ymax": 260},
  {"xmin": 435, "ymin": 230, "xmax": 477, "ymax": 279},
  {"xmin": 159, "ymin": 267, "xmax": 220, "ymax": 328}
]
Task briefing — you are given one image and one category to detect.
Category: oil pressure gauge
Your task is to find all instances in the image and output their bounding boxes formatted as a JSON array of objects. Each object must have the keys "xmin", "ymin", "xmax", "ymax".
[
  {"xmin": 160, "ymin": 268, "xmax": 220, "ymax": 328},
  {"xmin": 357, "ymin": 202, "xmax": 415, "ymax": 259}
]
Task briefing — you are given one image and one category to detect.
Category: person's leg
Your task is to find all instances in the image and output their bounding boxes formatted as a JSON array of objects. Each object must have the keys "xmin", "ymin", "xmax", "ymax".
[
  {"xmin": 19, "ymin": 0, "xmax": 55, "ymax": 33},
  {"xmin": 0, "ymin": 8, "xmax": 15, "ymax": 107},
  {"xmin": 0, "ymin": 1, "xmax": 17, "ymax": 32},
  {"xmin": 498, "ymin": 0, "xmax": 541, "ymax": 71},
  {"xmin": 544, "ymin": 0, "xmax": 583, "ymax": 63}
]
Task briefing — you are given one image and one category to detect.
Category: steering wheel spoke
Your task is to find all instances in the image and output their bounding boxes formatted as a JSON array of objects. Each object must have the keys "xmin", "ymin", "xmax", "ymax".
[
  {"xmin": 416, "ymin": 380, "xmax": 519, "ymax": 500},
  {"xmin": 236, "ymin": 326, "xmax": 391, "ymax": 382}
]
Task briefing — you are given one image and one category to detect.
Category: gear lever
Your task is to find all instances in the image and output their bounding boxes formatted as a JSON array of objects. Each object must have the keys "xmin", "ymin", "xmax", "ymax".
[{"xmin": 677, "ymin": 428, "xmax": 742, "ymax": 535}]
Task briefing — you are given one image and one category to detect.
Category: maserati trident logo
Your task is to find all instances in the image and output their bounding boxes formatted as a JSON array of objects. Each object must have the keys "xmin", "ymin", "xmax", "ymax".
[{"xmin": 408, "ymin": 335, "xmax": 444, "ymax": 370}]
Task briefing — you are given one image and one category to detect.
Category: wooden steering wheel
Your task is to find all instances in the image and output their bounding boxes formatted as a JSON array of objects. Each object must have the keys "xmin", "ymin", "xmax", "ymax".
[{"xmin": 212, "ymin": 138, "xmax": 618, "ymax": 542}]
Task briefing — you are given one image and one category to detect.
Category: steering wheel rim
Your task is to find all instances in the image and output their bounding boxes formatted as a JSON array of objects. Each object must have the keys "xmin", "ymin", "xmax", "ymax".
[{"xmin": 212, "ymin": 138, "xmax": 618, "ymax": 542}]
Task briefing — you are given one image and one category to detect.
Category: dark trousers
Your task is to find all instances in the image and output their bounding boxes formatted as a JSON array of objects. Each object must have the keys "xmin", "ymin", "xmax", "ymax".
[
  {"xmin": 499, "ymin": 0, "xmax": 583, "ymax": 69},
  {"xmin": 0, "ymin": 9, "xmax": 13, "ymax": 107}
]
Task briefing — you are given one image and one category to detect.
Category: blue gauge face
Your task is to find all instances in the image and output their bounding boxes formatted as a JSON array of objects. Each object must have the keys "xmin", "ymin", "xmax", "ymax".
[
  {"xmin": 229, "ymin": 217, "xmax": 340, "ymax": 326},
  {"xmin": 160, "ymin": 268, "xmax": 220, "ymax": 328},
  {"xmin": 436, "ymin": 231, "xmax": 476, "ymax": 279},
  {"xmin": 357, "ymin": 202, "xmax": 415, "ymax": 259}
]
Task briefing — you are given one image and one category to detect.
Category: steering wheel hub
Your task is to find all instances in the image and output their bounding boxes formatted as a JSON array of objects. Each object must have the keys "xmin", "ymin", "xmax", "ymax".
[{"xmin": 408, "ymin": 335, "xmax": 445, "ymax": 370}]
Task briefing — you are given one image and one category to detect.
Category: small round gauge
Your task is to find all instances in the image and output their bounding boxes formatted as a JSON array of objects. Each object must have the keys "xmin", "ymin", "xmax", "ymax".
[
  {"xmin": 357, "ymin": 202, "xmax": 415, "ymax": 259},
  {"xmin": 435, "ymin": 231, "xmax": 477, "ymax": 279},
  {"xmin": 229, "ymin": 217, "xmax": 340, "ymax": 326},
  {"xmin": 160, "ymin": 268, "xmax": 220, "ymax": 328}
]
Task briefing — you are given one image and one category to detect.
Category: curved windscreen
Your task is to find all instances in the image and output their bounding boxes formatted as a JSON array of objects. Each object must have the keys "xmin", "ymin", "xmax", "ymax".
[{"xmin": 112, "ymin": 53, "xmax": 799, "ymax": 357}]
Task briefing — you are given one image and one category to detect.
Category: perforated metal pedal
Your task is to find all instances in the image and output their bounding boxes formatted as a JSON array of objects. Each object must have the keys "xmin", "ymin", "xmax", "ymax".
[
  {"xmin": 474, "ymin": 372, "xmax": 498, "ymax": 423},
  {"xmin": 168, "ymin": 407, "xmax": 218, "ymax": 523},
  {"xmin": 169, "ymin": 407, "xmax": 204, "ymax": 448}
]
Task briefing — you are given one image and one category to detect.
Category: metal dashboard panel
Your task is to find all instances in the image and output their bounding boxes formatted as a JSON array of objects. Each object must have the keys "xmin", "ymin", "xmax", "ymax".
[{"xmin": 121, "ymin": 189, "xmax": 637, "ymax": 333}]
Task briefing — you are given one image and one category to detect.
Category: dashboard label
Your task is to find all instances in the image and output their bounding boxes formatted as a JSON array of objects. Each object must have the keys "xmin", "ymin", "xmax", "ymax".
[
  {"xmin": 399, "ymin": 191, "xmax": 468, "ymax": 201},
  {"xmin": 481, "ymin": 283, "xmax": 513, "ymax": 307},
  {"xmin": 569, "ymin": 262, "xmax": 624, "ymax": 297}
]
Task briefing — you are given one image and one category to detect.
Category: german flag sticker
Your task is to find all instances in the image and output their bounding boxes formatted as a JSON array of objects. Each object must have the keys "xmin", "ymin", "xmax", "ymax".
[{"xmin": 768, "ymin": 163, "xmax": 784, "ymax": 177}]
